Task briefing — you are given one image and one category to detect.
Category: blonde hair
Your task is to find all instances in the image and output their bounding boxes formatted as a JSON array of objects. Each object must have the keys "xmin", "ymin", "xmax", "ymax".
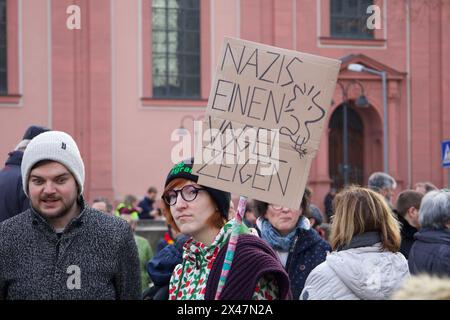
[
  {"xmin": 391, "ymin": 274, "xmax": 450, "ymax": 300},
  {"xmin": 162, "ymin": 178, "xmax": 226, "ymax": 233},
  {"xmin": 329, "ymin": 186, "xmax": 401, "ymax": 252}
]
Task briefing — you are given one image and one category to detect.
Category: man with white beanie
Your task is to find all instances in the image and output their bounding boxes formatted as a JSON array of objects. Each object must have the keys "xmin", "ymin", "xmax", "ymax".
[{"xmin": 0, "ymin": 131, "xmax": 141, "ymax": 300}]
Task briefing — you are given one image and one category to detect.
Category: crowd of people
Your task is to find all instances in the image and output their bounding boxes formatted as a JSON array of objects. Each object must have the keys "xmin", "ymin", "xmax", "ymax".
[{"xmin": 0, "ymin": 126, "xmax": 449, "ymax": 300}]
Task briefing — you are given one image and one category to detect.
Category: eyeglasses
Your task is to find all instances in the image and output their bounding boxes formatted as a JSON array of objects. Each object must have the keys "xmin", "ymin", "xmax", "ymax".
[{"xmin": 163, "ymin": 185, "xmax": 206, "ymax": 206}]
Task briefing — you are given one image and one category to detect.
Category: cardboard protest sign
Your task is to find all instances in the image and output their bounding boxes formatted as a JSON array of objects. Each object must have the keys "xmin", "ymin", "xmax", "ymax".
[{"xmin": 193, "ymin": 37, "xmax": 341, "ymax": 209}]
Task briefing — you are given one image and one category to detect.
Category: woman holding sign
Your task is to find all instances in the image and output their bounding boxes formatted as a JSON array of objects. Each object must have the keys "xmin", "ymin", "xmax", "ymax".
[
  {"xmin": 253, "ymin": 187, "xmax": 331, "ymax": 300},
  {"xmin": 161, "ymin": 158, "xmax": 291, "ymax": 300}
]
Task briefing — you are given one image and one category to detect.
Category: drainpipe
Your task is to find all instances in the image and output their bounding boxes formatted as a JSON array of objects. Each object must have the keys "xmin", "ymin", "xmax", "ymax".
[{"xmin": 406, "ymin": 0, "xmax": 412, "ymax": 188}]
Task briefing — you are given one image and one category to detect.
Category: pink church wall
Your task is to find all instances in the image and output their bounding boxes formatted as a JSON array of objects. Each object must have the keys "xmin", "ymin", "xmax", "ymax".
[
  {"xmin": 0, "ymin": 0, "xmax": 50, "ymax": 155},
  {"xmin": 111, "ymin": 0, "xmax": 237, "ymax": 203},
  {"xmin": 1, "ymin": 0, "xmax": 449, "ymax": 213}
]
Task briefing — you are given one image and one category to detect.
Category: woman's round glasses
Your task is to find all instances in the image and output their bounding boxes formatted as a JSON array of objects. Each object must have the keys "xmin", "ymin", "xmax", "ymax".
[{"xmin": 163, "ymin": 185, "xmax": 205, "ymax": 206}]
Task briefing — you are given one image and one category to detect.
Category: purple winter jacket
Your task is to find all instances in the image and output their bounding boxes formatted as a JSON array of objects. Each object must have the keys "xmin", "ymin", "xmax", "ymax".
[{"xmin": 205, "ymin": 234, "xmax": 292, "ymax": 300}]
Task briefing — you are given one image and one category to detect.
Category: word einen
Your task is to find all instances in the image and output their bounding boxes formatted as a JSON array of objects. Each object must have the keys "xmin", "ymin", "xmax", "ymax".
[{"xmin": 211, "ymin": 44, "xmax": 303, "ymax": 125}]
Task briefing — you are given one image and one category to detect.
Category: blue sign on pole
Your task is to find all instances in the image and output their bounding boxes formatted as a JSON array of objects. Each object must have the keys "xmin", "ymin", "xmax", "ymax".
[{"xmin": 442, "ymin": 140, "xmax": 450, "ymax": 168}]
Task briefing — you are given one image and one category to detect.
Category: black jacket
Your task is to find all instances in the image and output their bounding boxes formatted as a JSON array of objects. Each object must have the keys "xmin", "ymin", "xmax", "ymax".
[
  {"xmin": 0, "ymin": 151, "xmax": 29, "ymax": 223},
  {"xmin": 144, "ymin": 235, "xmax": 188, "ymax": 300},
  {"xmin": 138, "ymin": 197, "xmax": 154, "ymax": 220},
  {"xmin": 409, "ymin": 228, "xmax": 450, "ymax": 277},
  {"xmin": 396, "ymin": 213, "xmax": 418, "ymax": 259}
]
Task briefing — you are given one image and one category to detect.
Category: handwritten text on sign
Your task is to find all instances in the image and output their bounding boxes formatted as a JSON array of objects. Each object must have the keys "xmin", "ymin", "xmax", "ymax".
[{"xmin": 193, "ymin": 38, "xmax": 340, "ymax": 209}]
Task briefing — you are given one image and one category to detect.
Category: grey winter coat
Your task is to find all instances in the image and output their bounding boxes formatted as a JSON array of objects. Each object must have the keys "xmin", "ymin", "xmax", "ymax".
[
  {"xmin": 0, "ymin": 201, "xmax": 141, "ymax": 300},
  {"xmin": 300, "ymin": 243, "xmax": 410, "ymax": 300}
]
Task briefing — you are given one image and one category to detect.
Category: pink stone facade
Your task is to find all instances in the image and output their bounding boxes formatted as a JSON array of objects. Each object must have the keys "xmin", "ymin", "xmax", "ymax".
[{"xmin": 1, "ymin": 0, "xmax": 449, "ymax": 211}]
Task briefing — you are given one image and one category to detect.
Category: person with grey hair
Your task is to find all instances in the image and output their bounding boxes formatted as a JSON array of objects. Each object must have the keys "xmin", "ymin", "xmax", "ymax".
[
  {"xmin": 368, "ymin": 172, "xmax": 397, "ymax": 208},
  {"xmin": 408, "ymin": 190, "xmax": 450, "ymax": 277},
  {"xmin": 0, "ymin": 130, "xmax": 141, "ymax": 299},
  {"xmin": 0, "ymin": 125, "xmax": 50, "ymax": 223}
]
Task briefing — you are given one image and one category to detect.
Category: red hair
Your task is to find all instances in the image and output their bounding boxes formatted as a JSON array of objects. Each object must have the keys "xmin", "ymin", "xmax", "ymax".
[{"xmin": 162, "ymin": 178, "xmax": 226, "ymax": 233}]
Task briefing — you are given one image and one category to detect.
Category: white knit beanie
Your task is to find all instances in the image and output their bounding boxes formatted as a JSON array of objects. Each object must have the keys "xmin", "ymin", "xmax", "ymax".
[{"xmin": 21, "ymin": 131, "xmax": 85, "ymax": 197}]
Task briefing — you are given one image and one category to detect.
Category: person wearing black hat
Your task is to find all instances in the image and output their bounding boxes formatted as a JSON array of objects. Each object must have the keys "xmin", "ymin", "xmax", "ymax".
[
  {"xmin": 161, "ymin": 158, "xmax": 291, "ymax": 300},
  {"xmin": 0, "ymin": 125, "xmax": 50, "ymax": 222}
]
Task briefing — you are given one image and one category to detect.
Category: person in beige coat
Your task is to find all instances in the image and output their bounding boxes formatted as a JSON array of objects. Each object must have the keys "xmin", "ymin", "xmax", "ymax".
[{"xmin": 391, "ymin": 274, "xmax": 450, "ymax": 300}]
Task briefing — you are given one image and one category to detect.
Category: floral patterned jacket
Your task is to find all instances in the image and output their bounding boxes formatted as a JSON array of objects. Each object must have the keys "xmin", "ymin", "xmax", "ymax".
[{"xmin": 168, "ymin": 220, "xmax": 279, "ymax": 300}]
